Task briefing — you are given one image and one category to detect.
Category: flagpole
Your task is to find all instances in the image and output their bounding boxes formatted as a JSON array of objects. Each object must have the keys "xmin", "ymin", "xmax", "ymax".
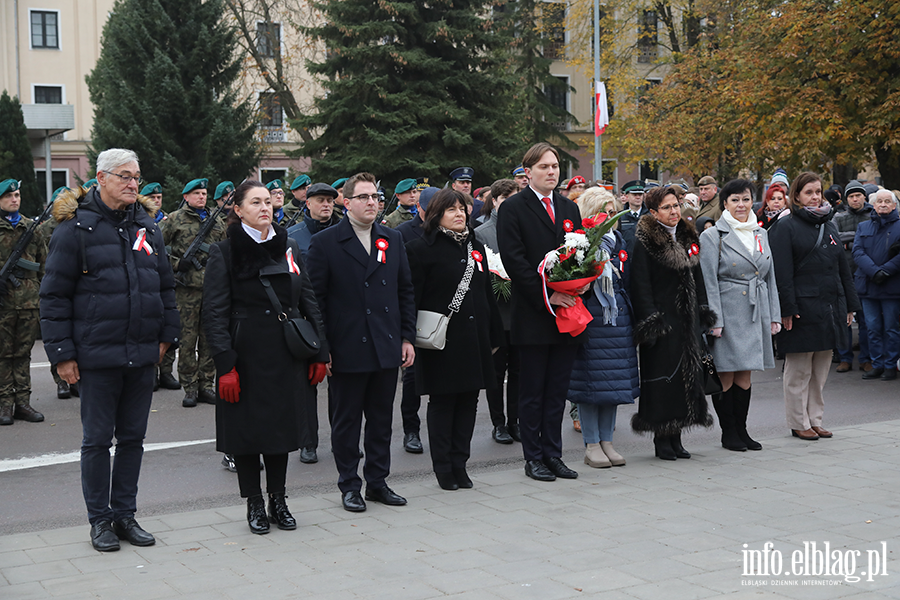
[{"xmin": 593, "ymin": 0, "xmax": 602, "ymax": 184}]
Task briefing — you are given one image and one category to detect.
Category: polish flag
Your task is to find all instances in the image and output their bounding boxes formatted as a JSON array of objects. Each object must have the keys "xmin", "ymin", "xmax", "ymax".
[{"xmin": 595, "ymin": 81, "xmax": 609, "ymax": 136}]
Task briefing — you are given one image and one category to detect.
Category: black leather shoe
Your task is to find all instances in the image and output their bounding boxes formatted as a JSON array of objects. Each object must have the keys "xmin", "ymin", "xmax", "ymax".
[
  {"xmin": 435, "ymin": 471, "xmax": 458, "ymax": 491},
  {"xmin": 69, "ymin": 382, "xmax": 79, "ymax": 398},
  {"xmin": 654, "ymin": 435, "xmax": 677, "ymax": 460},
  {"xmin": 542, "ymin": 457, "xmax": 578, "ymax": 479},
  {"xmin": 57, "ymin": 381, "xmax": 71, "ymax": 399},
  {"xmin": 182, "ymin": 391, "xmax": 198, "ymax": 408},
  {"xmin": 492, "ymin": 425, "xmax": 514, "ymax": 444},
  {"xmin": 221, "ymin": 454, "xmax": 237, "ymax": 473},
  {"xmin": 524, "ymin": 460, "xmax": 556, "ymax": 481},
  {"xmin": 247, "ymin": 495, "xmax": 270, "ymax": 534},
  {"xmin": 403, "ymin": 432, "xmax": 423, "ymax": 453},
  {"xmin": 299, "ymin": 447, "xmax": 318, "ymax": 464},
  {"xmin": 881, "ymin": 368, "xmax": 897, "ymax": 380},
  {"xmin": 158, "ymin": 372, "xmax": 181, "ymax": 390},
  {"xmin": 0, "ymin": 404, "xmax": 12, "ymax": 426},
  {"xmin": 342, "ymin": 491, "xmax": 366, "ymax": 512},
  {"xmin": 452, "ymin": 468, "xmax": 473, "ymax": 489},
  {"xmin": 863, "ymin": 367, "xmax": 885, "ymax": 380},
  {"xmin": 671, "ymin": 433, "xmax": 691, "ymax": 459},
  {"xmin": 113, "ymin": 517, "xmax": 155, "ymax": 546},
  {"xmin": 267, "ymin": 493, "xmax": 297, "ymax": 530},
  {"xmin": 508, "ymin": 423, "xmax": 521, "ymax": 442},
  {"xmin": 90, "ymin": 521, "xmax": 120, "ymax": 552},
  {"xmin": 198, "ymin": 389, "xmax": 217, "ymax": 404},
  {"xmin": 13, "ymin": 404, "xmax": 44, "ymax": 422},
  {"xmin": 365, "ymin": 485, "xmax": 407, "ymax": 506}
]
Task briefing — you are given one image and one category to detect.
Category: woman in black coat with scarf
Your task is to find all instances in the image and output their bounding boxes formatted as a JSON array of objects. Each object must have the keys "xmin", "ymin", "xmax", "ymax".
[
  {"xmin": 203, "ymin": 181, "xmax": 329, "ymax": 534},
  {"xmin": 630, "ymin": 186, "xmax": 716, "ymax": 460},
  {"xmin": 406, "ymin": 189, "xmax": 503, "ymax": 490}
]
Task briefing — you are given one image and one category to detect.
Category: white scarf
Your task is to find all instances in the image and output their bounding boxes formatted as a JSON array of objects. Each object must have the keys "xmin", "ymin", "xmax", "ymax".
[{"xmin": 722, "ymin": 209, "xmax": 757, "ymax": 253}]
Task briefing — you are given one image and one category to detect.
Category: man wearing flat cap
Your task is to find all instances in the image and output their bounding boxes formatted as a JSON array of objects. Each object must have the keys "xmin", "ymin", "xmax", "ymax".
[
  {"xmin": 383, "ymin": 179, "xmax": 420, "ymax": 229},
  {"xmin": 684, "ymin": 175, "xmax": 722, "ymax": 222},
  {"xmin": 162, "ymin": 178, "xmax": 225, "ymax": 407},
  {"xmin": 284, "ymin": 174, "xmax": 311, "ymax": 222}
]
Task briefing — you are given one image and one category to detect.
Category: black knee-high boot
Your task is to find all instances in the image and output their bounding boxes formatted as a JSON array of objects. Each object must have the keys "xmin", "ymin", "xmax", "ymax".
[
  {"xmin": 732, "ymin": 385, "xmax": 761, "ymax": 450},
  {"xmin": 712, "ymin": 388, "xmax": 747, "ymax": 451}
]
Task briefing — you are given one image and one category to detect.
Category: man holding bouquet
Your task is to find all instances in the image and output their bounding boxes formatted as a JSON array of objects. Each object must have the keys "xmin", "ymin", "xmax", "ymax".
[{"xmin": 497, "ymin": 143, "xmax": 588, "ymax": 482}]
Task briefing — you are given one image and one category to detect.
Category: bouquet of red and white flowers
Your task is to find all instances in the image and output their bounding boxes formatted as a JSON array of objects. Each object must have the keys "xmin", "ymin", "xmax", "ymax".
[{"xmin": 539, "ymin": 211, "xmax": 623, "ymax": 336}]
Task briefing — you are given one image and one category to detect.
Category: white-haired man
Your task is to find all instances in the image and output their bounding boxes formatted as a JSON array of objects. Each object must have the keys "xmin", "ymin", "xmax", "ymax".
[{"xmin": 40, "ymin": 148, "xmax": 180, "ymax": 551}]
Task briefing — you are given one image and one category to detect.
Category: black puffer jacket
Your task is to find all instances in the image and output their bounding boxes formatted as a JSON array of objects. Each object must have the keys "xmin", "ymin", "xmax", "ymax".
[{"xmin": 40, "ymin": 187, "xmax": 180, "ymax": 369}]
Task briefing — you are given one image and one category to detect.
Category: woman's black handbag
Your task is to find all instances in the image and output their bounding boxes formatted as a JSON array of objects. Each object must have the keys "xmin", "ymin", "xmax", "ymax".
[
  {"xmin": 260, "ymin": 276, "xmax": 321, "ymax": 360},
  {"xmin": 700, "ymin": 333, "xmax": 723, "ymax": 395}
]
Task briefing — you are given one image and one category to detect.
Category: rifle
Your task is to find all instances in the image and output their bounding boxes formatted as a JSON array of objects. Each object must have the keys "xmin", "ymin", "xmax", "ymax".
[
  {"xmin": 0, "ymin": 201, "xmax": 55, "ymax": 307},
  {"xmin": 179, "ymin": 197, "xmax": 233, "ymax": 273},
  {"xmin": 283, "ymin": 207, "xmax": 304, "ymax": 229}
]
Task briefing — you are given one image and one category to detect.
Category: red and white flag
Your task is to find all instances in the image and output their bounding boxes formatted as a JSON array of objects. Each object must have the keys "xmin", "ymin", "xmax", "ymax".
[
  {"xmin": 595, "ymin": 81, "xmax": 609, "ymax": 136},
  {"xmin": 286, "ymin": 248, "xmax": 301, "ymax": 275}
]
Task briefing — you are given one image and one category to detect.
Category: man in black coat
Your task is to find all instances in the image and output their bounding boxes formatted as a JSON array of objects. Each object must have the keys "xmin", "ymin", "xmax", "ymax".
[
  {"xmin": 496, "ymin": 143, "xmax": 586, "ymax": 482},
  {"xmin": 306, "ymin": 172, "xmax": 417, "ymax": 512}
]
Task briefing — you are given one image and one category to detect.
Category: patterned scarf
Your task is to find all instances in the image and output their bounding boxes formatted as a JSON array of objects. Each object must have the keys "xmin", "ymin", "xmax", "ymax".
[{"xmin": 439, "ymin": 226, "xmax": 468, "ymax": 245}]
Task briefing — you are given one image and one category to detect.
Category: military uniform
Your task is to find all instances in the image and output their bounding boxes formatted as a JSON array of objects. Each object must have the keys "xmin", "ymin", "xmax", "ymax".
[
  {"xmin": 0, "ymin": 180, "xmax": 46, "ymax": 423},
  {"xmin": 383, "ymin": 204, "xmax": 416, "ymax": 229},
  {"xmin": 162, "ymin": 181, "xmax": 225, "ymax": 402},
  {"xmin": 284, "ymin": 175, "xmax": 310, "ymax": 223}
]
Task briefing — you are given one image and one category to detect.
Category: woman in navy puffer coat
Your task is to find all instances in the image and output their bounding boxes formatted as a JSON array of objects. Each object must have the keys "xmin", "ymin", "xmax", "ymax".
[{"xmin": 568, "ymin": 190, "xmax": 639, "ymax": 468}]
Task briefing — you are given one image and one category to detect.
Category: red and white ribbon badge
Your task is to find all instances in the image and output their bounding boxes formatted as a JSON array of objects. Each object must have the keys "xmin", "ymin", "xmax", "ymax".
[
  {"xmin": 133, "ymin": 228, "xmax": 153, "ymax": 255},
  {"xmin": 286, "ymin": 247, "xmax": 301, "ymax": 275},
  {"xmin": 472, "ymin": 250, "xmax": 483, "ymax": 272},
  {"xmin": 830, "ymin": 234, "xmax": 838, "ymax": 246},
  {"xmin": 563, "ymin": 219, "xmax": 574, "ymax": 233},
  {"xmin": 757, "ymin": 235, "xmax": 764, "ymax": 254},
  {"xmin": 375, "ymin": 238, "xmax": 389, "ymax": 263},
  {"xmin": 618, "ymin": 249, "xmax": 628, "ymax": 275},
  {"xmin": 688, "ymin": 243, "xmax": 700, "ymax": 257}
]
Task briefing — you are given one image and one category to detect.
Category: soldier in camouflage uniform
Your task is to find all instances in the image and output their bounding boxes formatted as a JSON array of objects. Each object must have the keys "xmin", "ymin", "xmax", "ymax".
[
  {"xmin": 213, "ymin": 181, "xmax": 234, "ymax": 224},
  {"xmin": 162, "ymin": 178, "xmax": 224, "ymax": 407},
  {"xmin": 0, "ymin": 179, "xmax": 46, "ymax": 424},
  {"xmin": 382, "ymin": 179, "xmax": 419, "ymax": 229},
  {"xmin": 284, "ymin": 175, "xmax": 310, "ymax": 223}
]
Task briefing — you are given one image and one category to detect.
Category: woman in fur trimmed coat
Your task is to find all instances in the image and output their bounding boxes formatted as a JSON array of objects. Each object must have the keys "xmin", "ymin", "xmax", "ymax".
[{"xmin": 630, "ymin": 186, "xmax": 716, "ymax": 460}]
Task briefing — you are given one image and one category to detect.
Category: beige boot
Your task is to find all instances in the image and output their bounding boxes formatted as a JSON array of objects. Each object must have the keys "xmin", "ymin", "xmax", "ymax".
[
  {"xmin": 600, "ymin": 441, "xmax": 625, "ymax": 466},
  {"xmin": 584, "ymin": 443, "xmax": 611, "ymax": 468}
]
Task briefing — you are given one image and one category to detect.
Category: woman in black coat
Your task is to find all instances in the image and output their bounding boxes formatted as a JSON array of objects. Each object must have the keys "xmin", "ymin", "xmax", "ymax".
[
  {"xmin": 203, "ymin": 181, "xmax": 329, "ymax": 534},
  {"xmin": 630, "ymin": 186, "xmax": 716, "ymax": 460},
  {"xmin": 769, "ymin": 172, "xmax": 860, "ymax": 441},
  {"xmin": 406, "ymin": 189, "xmax": 503, "ymax": 490}
]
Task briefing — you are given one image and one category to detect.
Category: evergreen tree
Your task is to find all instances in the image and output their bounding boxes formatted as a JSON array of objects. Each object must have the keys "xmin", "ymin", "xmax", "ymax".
[
  {"xmin": 0, "ymin": 92, "xmax": 42, "ymax": 216},
  {"xmin": 294, "ymin": 0, "xmax": 521, "ymax": 188},
  {"xmin": 87, "ymin": 0, "xmax": 259, "ymax": 211}
]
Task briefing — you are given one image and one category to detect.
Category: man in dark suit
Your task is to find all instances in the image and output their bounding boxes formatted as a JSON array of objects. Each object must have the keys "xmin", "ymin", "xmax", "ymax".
[
  {"xmin": 496, "ymin": 143, "xmax": 587, "ymax": 482},
  {"xmin": 306, "ymin": 172, "xmax": 417, "ymax": 512}
]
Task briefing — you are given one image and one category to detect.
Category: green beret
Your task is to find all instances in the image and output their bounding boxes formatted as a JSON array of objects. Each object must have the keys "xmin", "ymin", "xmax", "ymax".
[
  {"xmin": 394, "ymin": 178, "xmax": 417, "ymax": 195},
  {"xmin": 0, "ymin": 179, "xmax": 20, "ymax": 197},
  {"xmin": 182, "ymin": 178, "xmax": 208, "ymax": 195},
  {"xmin": 265, "ymin": 179, "xmax": 283, "ymax": 191},
  {"xmin": 140, "ymin": 182, "xmax": 162, "ymax": 196},
  {"xmin": 51, "ymin": 186, "xmax": 70, "ymax": 202},
  {"xmin": 290, "ymin": 175, "xmax": 311, "ymax": 190},
  {"xmin": 83, "ymin": 179, "xmax": 97, "ymax": 189},
  {"xmin": 214, "ymin": 181, "xmax": 234, "ymax": 200},
  {"xmin": 331, "ymin": 177, "xmax": 348, "ymax": 189}
]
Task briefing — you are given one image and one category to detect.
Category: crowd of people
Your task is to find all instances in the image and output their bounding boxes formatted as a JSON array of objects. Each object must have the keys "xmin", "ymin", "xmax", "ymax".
[{"xmin": 2, "ymin": 142, "xmax": 898, "ymax": 551}]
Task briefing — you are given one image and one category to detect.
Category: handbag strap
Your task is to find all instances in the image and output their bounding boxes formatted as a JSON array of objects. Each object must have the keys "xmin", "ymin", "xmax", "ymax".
[
  {"xmin": 447, "ymin": 241, "xmax": 475, "ymax": 314},
  {"xmin": 259, "ymin": 275, "xmax": 289, "ymax": 321},
  {"xmin": 796, "ymin": 224, "xmax": 826, "ymax": 272}
]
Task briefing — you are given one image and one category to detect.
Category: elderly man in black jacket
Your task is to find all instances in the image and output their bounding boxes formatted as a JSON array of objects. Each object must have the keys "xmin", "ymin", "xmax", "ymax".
[{"xmin": 40, "ymin": 148, "xmax": 179, "ymax": 552}]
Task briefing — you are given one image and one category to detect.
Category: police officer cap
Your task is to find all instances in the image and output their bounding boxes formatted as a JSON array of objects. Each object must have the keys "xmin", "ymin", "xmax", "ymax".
[
  {"xmin": 512, "ymin": 165, "xmax": 526, "ymax": 177},
  {"xmin": 83, "ymin": 178, "xmax": 98, "ymax": 189},
  {"xmin": 51, "ymin": 186, "xmax": 69, "ymax": 203},
  {"xmin": 214, "ymin": 181, "xmax": 234, "ymax": 200},
  {"xmin": 182, "ymin": 178, "xmax": 208, "ymax": 195},
  {"xmin": 332, "ymin": 177, "xmax": 348, "ymax": 190},
  {"xmin": 265, "ymin": 179, "xmax": 283, "ymax": 191},
  {"xmin": 644, "ymin": 180, "xmax": 661, "ymax": 189},
  {"xmin": 290, "ymin": 175, "xmax": 311, "ymax": 190},
  {"xmin": 621, "ymin": 180, "xmax": 645, "ymax": 194},
  {"xmin": 415, "ymin": 177, "xmax": 429, "ymax": 191},
  {"xmin": 140, "ymin": 182, "xmax": 162, "ymax": 196},
  {"xmin": 307, "ymin": 183, "xmax": 338, "ymax": 200},
  {"xmin": 450, "ymin": 167, "xmax": 473, "ymax": 181},
  {"xmin": 0, "ymin": 179, "xmax": 20, "ymax": 197},
  {"xmin": 395, "ymin": 178, "xmax": 417, "ymax": 195}
]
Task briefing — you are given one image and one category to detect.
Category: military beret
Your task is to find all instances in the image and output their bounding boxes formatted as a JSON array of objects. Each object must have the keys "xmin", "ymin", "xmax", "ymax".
[
  {"xmin": 394, "ymin": 178, "xmax": 417, "ymax": 195},
  {"xmin": 332, "ymin": 177, "xmax": 348, "ymax": 190},
  {"xmin": 83, "ymin": 178, "xmax": 97, "ymax": 189},
  {"xmin": 290, "ymin": 175, "xmax": 311, "ymax": 190},
  {"xmin": 450, "ymin": 167, "xmax": 473, "ymax": 181},
  {"xmin": 51, "ymin": 186, "xmax": 69, "ymax": 203},
  {"xmin": 214, "ymin": 181, "xmax": 234, "ymax": 200},
  {"xmin": 566, "ymin": 176, "xmax": 586, "ymax": 190},
  {"xmin": 307, "ymin": 183, "xmax": 338, "ymax": 200},
  {"xmin": 415, "ymin": 177, "xmax": 429, "ymax": 191},
  {"xmin": 140, "ymin": 182, "xmax": 162, "ymax": 196},
  {"xmin": 265, "ymin": 179, "xmax": 283, "ymax": 191},
  {"xmin": 621, "ymin": 180, "xmax": 645, "ymax": 194},
  {"xmin": 698, "ymin": 175, "xmax": 718, "ymax": 187},
  {"xmin": 182, "ymin": 178, "xmax": 208, "ymax": 195},
  {"xmin": 0, "ymin": 179, "xmax": 20, "ymax": 197},
  {"xmin": 512, "ymin": 165, "xmax": 526, "ymax": 177}
]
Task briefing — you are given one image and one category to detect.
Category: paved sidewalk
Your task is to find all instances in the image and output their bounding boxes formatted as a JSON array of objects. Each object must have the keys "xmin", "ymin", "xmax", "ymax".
[{"xmin": 2, "ymin": 421, "xmax": 899, "ymax": 600}]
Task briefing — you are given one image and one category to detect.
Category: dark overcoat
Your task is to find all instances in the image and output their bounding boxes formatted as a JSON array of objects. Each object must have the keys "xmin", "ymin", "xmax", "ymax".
[
  {"xmin": 770, "ymin": 207, "xmax": 861, "ymax": 354},
  {"xmin": 496, "ymin": 187, "xmax": 585, "ymax": 345},
  {"xmin": 474, "ymin": 211, "xmax": 512, "ymax": 330},
  {"xmin": 305, "ymin": 217, "xmax": 416, "ymax": 373},
  {"xmin": 202, "ymin": 223, "xmax": 328, "ymax": 455},
  {"xmin": 629, "ymin": 216, "xmax": 716, "ymax": 435},
  {"xmin": 406, "ymin": 230, "xmax": 503, "ymax": 396},
  {"xmin": 852, "ymin": 209, "xmax": 900, "ymax": 299}
]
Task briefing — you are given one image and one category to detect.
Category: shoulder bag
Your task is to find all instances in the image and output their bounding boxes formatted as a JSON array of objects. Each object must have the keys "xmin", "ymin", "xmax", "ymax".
[
  {"xmin": 259, "ymin": 275, "xmax": 321, "ymax": 360},
  {"xmin": 415, "ymin": 241, "xmax": 475, "ymax": 350}
]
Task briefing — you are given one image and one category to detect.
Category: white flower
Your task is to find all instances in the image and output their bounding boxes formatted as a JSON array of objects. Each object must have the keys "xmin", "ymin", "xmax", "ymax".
[
  {"xmin": 484, "ymin": 246, "xmax": 510, "ymax": 280},
  {"xmin": 542, "ymin": 248, "xmax": 559, "ymax": 271},
  {"xmin": 564, "ymin": 232, "xmax": 589, "ymax": 250},
  {"xmin": 575, "ymin": 249, "xmax": 585, "ymax": 264}
]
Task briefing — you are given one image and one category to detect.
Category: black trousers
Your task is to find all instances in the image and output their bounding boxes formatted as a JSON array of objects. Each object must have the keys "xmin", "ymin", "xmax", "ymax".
[
  {"xmin": 427, "ymin": 391, "xmax": 479, "ymax": 473},
  {"xmin": 234, "ymin": 454, "xmax": 288, "ymax": 498},
  {"xmin": 517, "ymin": 344, "xmax": 578, "ymax": 462},
  {"xmin": 486, "ymin": 331, "xmax": 519, "ymax": 427},
  {"xmin": 400, "ymin": 364, "xmax": 421, "ymax": 434},
  {"xmin": 328, "ymin": 369, "xmax": 398, "ymax": 493},
  {"xmin": 304, "ymin": 384, "xmax": 319, "ymax": 450}
]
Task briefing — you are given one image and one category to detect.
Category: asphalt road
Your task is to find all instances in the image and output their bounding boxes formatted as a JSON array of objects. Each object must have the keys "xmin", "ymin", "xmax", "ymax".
[{"xmin": 2, "ymin": 339, "xmax": 898, "ymax": 536}]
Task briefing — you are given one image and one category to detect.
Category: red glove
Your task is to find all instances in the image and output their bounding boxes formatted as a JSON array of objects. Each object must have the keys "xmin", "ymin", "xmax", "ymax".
[
  {"xmin": 219, "ymin": 368, "xmax": 240, "ymax": 403},
  {"xmin": 308, "ymin": 362, "xmax": 327, "ymax": 386}
]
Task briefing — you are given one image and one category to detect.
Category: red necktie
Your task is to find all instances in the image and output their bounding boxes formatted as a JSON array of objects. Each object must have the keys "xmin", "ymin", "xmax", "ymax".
[{"xmin": 541, "ymin": 197, "xmax": 555, "ymax": 224}]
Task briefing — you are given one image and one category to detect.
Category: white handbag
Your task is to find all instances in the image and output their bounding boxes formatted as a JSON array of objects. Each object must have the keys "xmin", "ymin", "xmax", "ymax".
[{"xmin": 414, "ymin": 241, "xmax": 475, "ymax": 350}]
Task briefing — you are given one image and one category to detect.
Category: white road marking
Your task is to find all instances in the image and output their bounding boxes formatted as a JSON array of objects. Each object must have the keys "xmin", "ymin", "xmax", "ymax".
[{"xmin": 0, "ymin": 439, "xmax": 216, "ymax": 473}]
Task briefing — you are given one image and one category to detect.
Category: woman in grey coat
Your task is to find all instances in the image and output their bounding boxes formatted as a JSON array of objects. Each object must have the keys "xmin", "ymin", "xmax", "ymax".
[{"xmin": 699, "ymin": 179, "xmax": 781, "ymax": 452}]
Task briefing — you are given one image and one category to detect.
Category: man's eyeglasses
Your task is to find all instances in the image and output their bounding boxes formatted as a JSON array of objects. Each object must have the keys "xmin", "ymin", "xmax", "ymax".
[
  {"xmin": 349, "ymin": 194, "xmax": 380, "ymax": 203},
  {"xmin": 103, "ymin": 171, "xmax": 143, "ymax": 186}
]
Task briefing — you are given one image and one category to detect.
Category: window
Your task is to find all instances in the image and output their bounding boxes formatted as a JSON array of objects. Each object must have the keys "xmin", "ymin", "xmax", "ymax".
[
  {"xmin": 34, "ymin": 86, "xmax": 62, "ymax": 104},
  {"xmin": 258, "ymin": 93, "xmax": 283, "ymax": 127},
  {"xmin": 637, "ymin": 78, "xmax": 660, "ymax": 106},
  {"xmin": 31, "ymin": 11, "xmax": 59, "ymax": 49},
  {"xmin": 34, "ymin": 170, "xmax": 68, "ymax": 202},
  {"xmin": 640, "ymin": 161, "xmax": 659, "ymax": 182},
  {"xmin": 544, "ymin": 76, "xmax": 569, "ymax": 131},
  {"xmin": 261, "ymin": 169, "xmax": 287, "ymax": 186},
  {"xmin": 638, "ymin": 10, "xmax": 658, "ymax": 63},
  {"xmin": 542, "ymin": 2, "xmax": 566, "ymax": 60},
  {"xmin": 257, "ymin": 22, "xmax": 281, "ymax": 58}
]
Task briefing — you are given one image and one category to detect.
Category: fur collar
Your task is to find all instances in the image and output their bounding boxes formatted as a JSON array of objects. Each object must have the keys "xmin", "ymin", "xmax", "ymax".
[
  {"xmin": 635, "ymin": 215, "xmax": 700, "ymax": 271},
  {"xmin": 52, "ymin": 185, "xmax": 158, "ymax": 222},
  {"xmin": 227, "ymin": 222, "xmax": 288, "ymax": 279}
]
